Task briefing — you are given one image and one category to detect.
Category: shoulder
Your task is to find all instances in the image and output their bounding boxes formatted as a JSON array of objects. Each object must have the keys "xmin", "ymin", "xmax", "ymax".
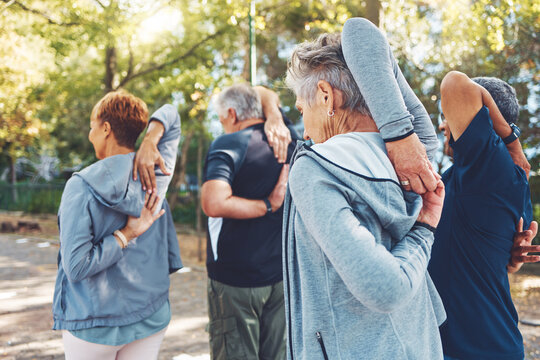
[
  {"xmin": 210, "ymin": 128, "xmax": 253, "ymax": 152},
  {"xmin": 289, "ymin": 154, "xmax": 331, "ymax": 195},
  {"xmin": 59, "ymin": 175, "xmax": 93, "ymax": 214}
]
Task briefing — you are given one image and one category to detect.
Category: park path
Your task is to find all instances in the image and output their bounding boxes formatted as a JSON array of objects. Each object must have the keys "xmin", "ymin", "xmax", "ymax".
[
  {"xmin": 0, "ymin": 231, "xmax": 539, "ymax": 359},
  {"xmin": 0, "ymin": 234, "xmax": 210, "ymax": 360}
]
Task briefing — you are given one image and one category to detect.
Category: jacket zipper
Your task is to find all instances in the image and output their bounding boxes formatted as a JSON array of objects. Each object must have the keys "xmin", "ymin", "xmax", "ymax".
[{"xmin": 316, "ymin": 331, "xmax": 329, "ymax": 360}]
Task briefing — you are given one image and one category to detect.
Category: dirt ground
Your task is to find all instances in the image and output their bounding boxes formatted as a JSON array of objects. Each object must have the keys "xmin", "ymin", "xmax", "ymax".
[{"xmin": 0, "ymin": 212, "xmax": 539, "ymax": 359}]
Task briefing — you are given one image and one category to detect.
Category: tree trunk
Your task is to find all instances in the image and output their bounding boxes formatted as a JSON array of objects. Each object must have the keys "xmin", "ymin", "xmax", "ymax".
[
  {"xmin": 196, "ymin": 133, "xmax": 204, "ymax": 262},
  {"xmin": 366, "ymin": 0, "xmax": 381, "ymax": 27},
  {"xmin": 104, "ymin": 46, "xmax": 117, "ymax": 92},
  {"xmin": 167, "ymin": 129, "xmax": 194, "ymax": 210}
]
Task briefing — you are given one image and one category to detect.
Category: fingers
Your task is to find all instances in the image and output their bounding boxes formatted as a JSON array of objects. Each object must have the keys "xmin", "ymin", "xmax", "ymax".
[
  {"xmin": 516, "ymin": 217, "xmax": 524, "ymax": 232},
  {"xmin": 143, "ymin": 191, "xmax": 150, "ymax": 208},
  {"xmin": 147, "ymin": 192, "xmax": 160, "ymax": 212},
  {"xmin": 435, "ymin": 180, "xmax": 445, "ymax": 196},
  {"xmin": 409, "ymin": 174, "xmax": 427, "ymax": 195},
  {"xmin": 133, "ymin": 157, "xmax": 139, "ymax": 181},
  {"xmin": 529, "ymin": 220, "xmax": 538, "ymax": 238},
  {"xmin": 513, "ymin": 255, "xmax": 540, "ymax": 264},
  {"xmin": 398, "ymin": 176, "xmax": 412, "ymax": 192},
  {"xmin": 152, "ymin": 209, "xmax": 166, "ymax": 221},
  {"xmin": 157, "ymin": 155, "xmax": 171, "ymax": 176},
  {"xmin": 516, "ymin": 245, "xmax": 540, "ymax": 253},
  {"xmin": 418, "ymin": 165, "xmax": 438, "ymax": 192},
  {"xmin": 148, "ymin": 165, "xmax": 157, "ymax": 194}
]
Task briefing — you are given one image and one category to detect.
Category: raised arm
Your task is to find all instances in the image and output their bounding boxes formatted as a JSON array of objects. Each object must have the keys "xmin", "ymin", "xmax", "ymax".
[
  {"xmin": 440, "ymin": 71, "xmax": 530, "ymax": 177},
  {"xmin": 133, "ymin": 104, "xmax": 181, "ymax": 197},
  {"xmin": 255, "ymin": 86, "xmax": 293, "ymax": 164},
  {"xmin": 289, "ymin": 157, "xmax": 444, "ymax": 312},
  {"xmin": 342, "ymin": 17, "xmax": 439, "ymax": 194}
]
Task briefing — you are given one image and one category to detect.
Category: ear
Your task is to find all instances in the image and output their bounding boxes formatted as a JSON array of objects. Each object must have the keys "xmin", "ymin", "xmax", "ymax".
[
  {"xmin": 102, "ymin": 121, "xmax": 112, "ymax": 137},
  {"xmin": 227, "ymin": 108, "xmax": 238, "ymax": 124},
  {"xmin": 316, "ymin": 80, "xmax": 334, "ymax": 110}
]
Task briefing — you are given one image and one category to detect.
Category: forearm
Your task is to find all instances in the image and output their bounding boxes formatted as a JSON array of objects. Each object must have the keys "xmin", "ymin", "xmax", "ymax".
[
  {"xmin": 255, "ymin": 86, "xmax": 282, "ymax": 122},
  {"xmin": 290, "ymin": 163, "xmax": 433, "ymax": 312},
  {"xmin": 208, "ymin": 196, "xmax": 267, "ymax": 219},
  {"xmin": 342, "ymin": 18, "xmax": 414, "ymax": 140},
  {"xmin": 62, "ymin": 234, "xmax": 123, "ymax": 282},
  {"xmin": 480, "ymin": 87, "xmax": 513, "ymax": 140},
  {"xmin": 312, "ymin": 210, "xmax": 433, "ymax": 312},
  {"xmin": 142, "ymin": 121, "xmax": 165, "ymax": 146}
]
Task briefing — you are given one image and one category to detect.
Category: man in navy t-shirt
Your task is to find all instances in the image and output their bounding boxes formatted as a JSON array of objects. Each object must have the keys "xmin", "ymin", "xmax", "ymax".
[
  {"xmin": 428, "ymin": 72, "xmax": 539, "ymax": 360},
  {"xmin": 201, "ymin": 83, "xmax": 298, "ymax": 360}
]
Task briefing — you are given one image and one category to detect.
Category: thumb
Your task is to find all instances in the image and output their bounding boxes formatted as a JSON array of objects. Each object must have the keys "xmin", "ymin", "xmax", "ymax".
[{"xmin": 158, "ymin": 156, "xmax": 171, "ymax": 175}]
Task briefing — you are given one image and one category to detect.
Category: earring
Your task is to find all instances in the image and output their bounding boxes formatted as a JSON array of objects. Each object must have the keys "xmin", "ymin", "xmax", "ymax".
[{"xmin": 327, "ymin": 109, "xmax": 335, "ymax": 117}]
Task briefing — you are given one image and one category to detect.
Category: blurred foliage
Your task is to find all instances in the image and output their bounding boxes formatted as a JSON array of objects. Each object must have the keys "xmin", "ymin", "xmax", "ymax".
[{"xmin": 0, "ymin": 0, "xmax": 538, "ymax": 213}]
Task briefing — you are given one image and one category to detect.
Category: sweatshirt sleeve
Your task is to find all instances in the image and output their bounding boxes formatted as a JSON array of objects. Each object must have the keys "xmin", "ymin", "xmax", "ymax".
[
  {"xmin": 59, "ymin": 177, "xmax": 124, "ymax": 283},
  {"xmin": 148, "ymin": 104, "xmax": 181, "ymax": 202},
  {"xmin": 342, "ymin": 17, "xmax": 438, "ymax": 160},
  {"xmin": 289, "ymin": 156, "xmax": 434, "ymax": 313}
]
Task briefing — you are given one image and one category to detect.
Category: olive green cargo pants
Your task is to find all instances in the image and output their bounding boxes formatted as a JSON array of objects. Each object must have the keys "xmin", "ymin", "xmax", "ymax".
[{"xmin": 207, "ymin": 279, "xmax": 286, "ymax": 360}]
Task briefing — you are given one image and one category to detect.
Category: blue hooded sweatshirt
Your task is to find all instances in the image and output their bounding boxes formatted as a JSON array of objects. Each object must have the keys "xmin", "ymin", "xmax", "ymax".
[{"xmin": 52, "ymin": 104, "xmax": 182, "ymax": 330}]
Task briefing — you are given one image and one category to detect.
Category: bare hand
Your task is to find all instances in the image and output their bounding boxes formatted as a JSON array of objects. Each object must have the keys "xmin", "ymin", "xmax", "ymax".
[
  {"xmin": 508, "ymin": 218, "xmax": 539, "ymax": 273},
  {"xmin": 267, "ymin": 164, "xmax": 289, "ymax": 212},
  {"xmin": 416, "ymin": 180, "xmax": 445, "ymax": 228},
  {"xmin": 255, "ymin": 85, "xmax": 292, "ymax": 163},
  {"xmin": 386, "ymin": 133, "xmax": 440, "ymax": 194},
  {"xmin": 506, "ymin": 140, "xmax": 531, "ymax": 180},
  {"xmin": 122, "ymin": 192, "xmax": 166, "ymax": 241},
  {"xmin": 133, "ymin": 138, "xmax": 170, "ymax": 193},
  {"xmin": 264, "ymin": 114, "xmax": 292, "ymax": 163}
]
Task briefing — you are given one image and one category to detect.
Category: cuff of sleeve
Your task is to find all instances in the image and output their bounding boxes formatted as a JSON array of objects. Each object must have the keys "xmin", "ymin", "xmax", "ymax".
[
  {"xmin": 383, "ymin": 129, "xmax": 415, "ymax": 143},
  {"xmin": 414, "ymin": 221, "xmax": 437, "ymax": 234},
  {"xmin": 169, "ymin": 260, "xmax": 183, "ymax": 274},
  {"xmin": 150, "ymin": 104, "xmax": 179, "ymax": 133},
  {"xmin": 104, "ymin": 234, "xmax": 125, "ymax": 259}
]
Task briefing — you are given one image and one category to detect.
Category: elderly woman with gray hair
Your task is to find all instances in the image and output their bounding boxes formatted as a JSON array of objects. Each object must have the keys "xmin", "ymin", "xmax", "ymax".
[{"xmin": 282, "ymin": 18, "xmax": 446, "ymax": 359}]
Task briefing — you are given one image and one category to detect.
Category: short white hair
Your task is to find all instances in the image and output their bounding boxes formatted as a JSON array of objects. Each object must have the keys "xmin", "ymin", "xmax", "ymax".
[
  {"xmin": 285, "ymin": 33, "xmax": 371, "ymax": 116},
  {"xmin": 215, "ymin": 83, "xmax": 263, "ymax": 121}
]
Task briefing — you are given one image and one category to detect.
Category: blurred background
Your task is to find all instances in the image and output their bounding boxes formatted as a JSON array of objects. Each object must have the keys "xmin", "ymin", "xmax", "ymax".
[{"xmin": 0, "ymin": 0, "xmax": 538, "ymax": 233}]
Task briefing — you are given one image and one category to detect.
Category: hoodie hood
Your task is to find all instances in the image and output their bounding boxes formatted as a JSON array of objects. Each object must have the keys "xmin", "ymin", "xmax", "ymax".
[
  {"xmin": 291, "ymin": 132, "xmax": 421, "ymax": 241},
  {"xmin": 74, "ymin": 153, "xmax": 144, "ymax": 217}
]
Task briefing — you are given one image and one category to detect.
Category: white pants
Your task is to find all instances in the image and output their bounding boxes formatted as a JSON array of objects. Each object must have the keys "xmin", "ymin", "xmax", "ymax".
[{"xmin": 62, "ymin": 327, "xmax": 167, "ymax": 360}]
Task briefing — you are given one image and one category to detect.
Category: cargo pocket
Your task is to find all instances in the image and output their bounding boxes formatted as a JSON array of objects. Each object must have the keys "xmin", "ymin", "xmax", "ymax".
[{"xmin": 208, "ymin": 316, "xmax": 247, "ymax": 360}]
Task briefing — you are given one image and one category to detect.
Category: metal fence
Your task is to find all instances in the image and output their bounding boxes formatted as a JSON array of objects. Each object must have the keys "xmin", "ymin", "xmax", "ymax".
[{"xmin": 0, "ymin": 183, "xmax": 65, "ymax": 214}]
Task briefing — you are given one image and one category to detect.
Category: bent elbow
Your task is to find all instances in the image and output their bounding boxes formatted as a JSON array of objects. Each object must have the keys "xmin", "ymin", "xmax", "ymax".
[{"xmin": 440, "ymin": 71, "xmax": 469, "ymax": 98}]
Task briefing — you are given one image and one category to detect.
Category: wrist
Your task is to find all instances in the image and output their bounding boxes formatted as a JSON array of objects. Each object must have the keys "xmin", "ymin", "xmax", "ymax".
[
  {"xmin": 505, "ymin": 138, "xmax": 520, "ymax": 149},
  {"xmin": 114, "ymin": 229, "xmax": 128, "ymax": 249},
  {"xmin": 262, "ymin": 198, "xmax": 273, "ymax": 214},
  {"xmin": 120, "ymin": 227, "xmax": 135, "ymax": 242}
]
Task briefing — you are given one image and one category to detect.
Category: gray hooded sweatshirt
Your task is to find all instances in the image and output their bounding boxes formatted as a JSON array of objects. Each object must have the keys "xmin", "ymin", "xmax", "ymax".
[{"xmin": 283, "ymin": 133, "xmax": 445, "ymax": 360}]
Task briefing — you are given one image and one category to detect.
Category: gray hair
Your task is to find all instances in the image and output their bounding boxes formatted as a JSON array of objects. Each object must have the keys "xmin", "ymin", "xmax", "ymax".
[
  {"xmin": 472, "ymin": 77, "xmax": 519, "ymax": 124},
  {"xmin": 215, "ymin": 83, "xmax": 263, "ymax": 121},
  {"xmin": 285, "ymin": 33, "xmax": 371, "ymax": 116}
]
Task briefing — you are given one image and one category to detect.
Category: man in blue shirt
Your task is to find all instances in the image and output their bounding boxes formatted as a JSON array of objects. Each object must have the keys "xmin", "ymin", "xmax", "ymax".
[{"xmin": 428, "ymin": 71, "xmax": 539, "ymax": 360}]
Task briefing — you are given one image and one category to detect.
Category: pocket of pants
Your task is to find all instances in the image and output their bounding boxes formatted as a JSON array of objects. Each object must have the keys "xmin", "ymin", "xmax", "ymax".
[{"xmin": 208, "ymin": 316, "xmax": 247, "ymax": 360}]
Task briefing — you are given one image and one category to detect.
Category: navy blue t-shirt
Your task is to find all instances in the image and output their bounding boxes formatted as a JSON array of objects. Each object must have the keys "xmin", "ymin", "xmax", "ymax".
[
  {"xmin": 203, "ymin": 119, "xmax": 298, "ymax": 287},
  {"xmin": 428, "ymin": 106, "xmax": 532, "ymax": 360}
]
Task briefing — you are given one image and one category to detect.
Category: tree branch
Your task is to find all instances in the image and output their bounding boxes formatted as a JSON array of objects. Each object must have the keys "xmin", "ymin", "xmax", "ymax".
[
  {"xmin": 93, "ymin": 0, "xmax": 106, "ymax": 9},
  {"xmin": 116, "ymin": 27, "xmax": 227, "ymax": 88},
  {"xmin": 2, "ymin": 0, "xmax": 80, "ymax": 26},
  {"xmin": 0, "ymin": 0, "xmax": 15, "ymax": 14}
]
